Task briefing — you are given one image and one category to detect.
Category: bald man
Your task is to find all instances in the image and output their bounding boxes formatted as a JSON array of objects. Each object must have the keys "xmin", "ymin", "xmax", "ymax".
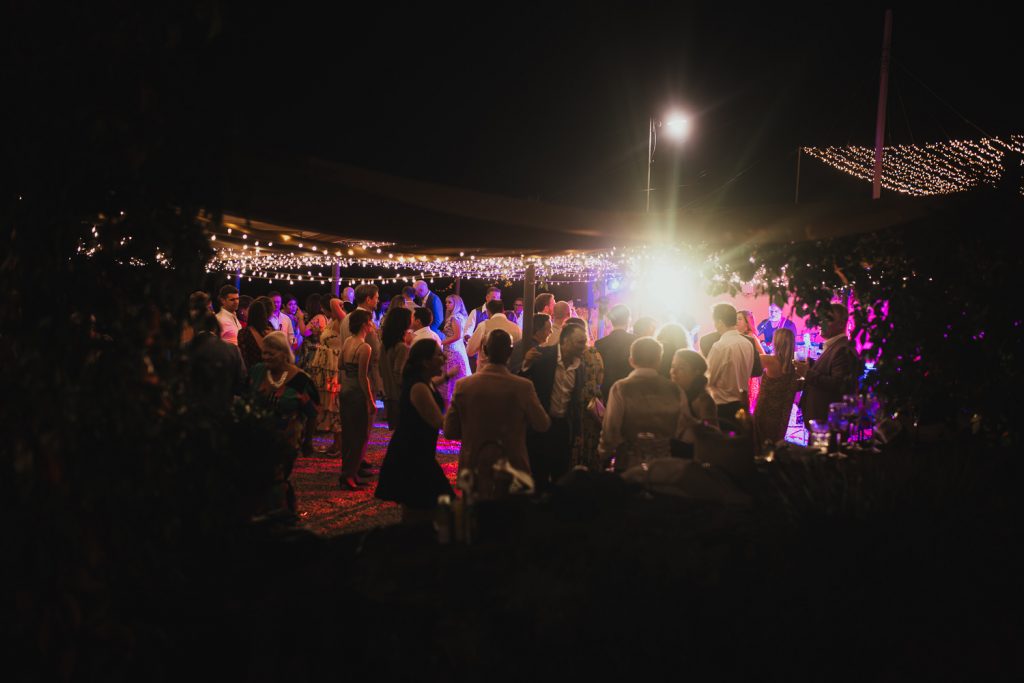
[
  {"xmin": 414, "ymin": 280, "xmax": 445, "ymax": 336},
  {"xmin": 542, "ymin": 300, "xmax": 572, "ymax": 346}
]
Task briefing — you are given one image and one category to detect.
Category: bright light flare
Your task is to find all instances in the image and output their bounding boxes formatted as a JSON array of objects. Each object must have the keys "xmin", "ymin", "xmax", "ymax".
[
  {"xmin": 623, "ymin": 257, "xmax": 700, "ymax": 327},
  {"xmin": 664, "ymin": 115, "xmax": 690, "ymax": 140}
]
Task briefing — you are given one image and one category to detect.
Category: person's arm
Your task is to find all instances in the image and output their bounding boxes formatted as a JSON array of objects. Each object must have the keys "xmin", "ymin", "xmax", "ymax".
[
  {"xmin": 329, "ymin": 298, "xmax": 346, "ymax": 323},
  {"xmin": 411, "ymin": 382, "xmax": 444, "ymax": 430},
  {"xmin": 521, "ymin": 346, "xmax": 542, "ymax": 375},
  {"xmin": 295, "ymin": 310, "xmax": 310, "ymax": 338},
  {"xmin": 466, "ymin": 322, "xmax": 485, "ymax": 357},
  {"xmin": 441, "ymin": 317, "xmax": 462, "ymax": 347},
  {"xmin": 805, "ymin": 347, "xmax": 859, "ymax": 394},
  {"xmin": 675, "ymin": 392, "xmax": 697, "ymax": 440},
  {"xmin": 750, "ymin": 334, "xmax": 766, "ymax": 354},
  {"xmin": 694, "ymin": 393, "xmax": 719, "ymax": 429},
  {"xmin": 442, "ymin": 385, "xmax": 462, "ymax": 439},
  {"xmin": 357, "ymin": 343, "xmax": 376, "ymax": 415},
  {"xmin": 597, "ymin": 382, "xmax": 625, "ymax": 457},
  {"xmin": 522, "ymin": 384, "xmax": 551, "ymax": 433}
]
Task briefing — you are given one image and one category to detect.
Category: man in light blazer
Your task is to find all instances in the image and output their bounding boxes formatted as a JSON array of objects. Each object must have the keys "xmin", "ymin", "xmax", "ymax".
[{"xmin": 444, "ymin": 329, "xmax": 550, "ymax": 498}]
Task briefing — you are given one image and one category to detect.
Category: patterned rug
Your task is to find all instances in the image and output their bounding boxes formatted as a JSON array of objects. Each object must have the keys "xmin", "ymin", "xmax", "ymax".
[
  {"xmin": 292, "ymin": 421, "xmax": 462, "ymax": 536},
  {"xmin": 294, "ymin": 405, "xmax": 809, "ymax": 536}
]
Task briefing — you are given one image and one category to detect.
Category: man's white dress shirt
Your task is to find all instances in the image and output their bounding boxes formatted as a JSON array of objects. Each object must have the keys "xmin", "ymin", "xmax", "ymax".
[
  {"xmin": 215, "ymin": 308, "xmax": 241, "ymax": 346},
  {"xmin": 466, "ymin": 313, "xmax": 522, "ymax": 368},
  {"xmin": 705, "ymin": 329, "xmax": 755, "ymax": 405}
]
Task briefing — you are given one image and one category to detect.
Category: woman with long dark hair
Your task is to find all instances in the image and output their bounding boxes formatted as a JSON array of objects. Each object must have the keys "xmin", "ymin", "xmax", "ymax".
[
  {"xmin": 380, "ymin": 305, "xmax": 413, "ymax": 430},
  {"xmin": 337, "ymin": 309, "xmax": 376, "ymax": 490},
  {"xmin": 237, "ymin": 299, "xmax": 270, "ymax": 370},
  {"xmin": 375, "ymin": 339, "xmax": 454, "ymax": 520}
]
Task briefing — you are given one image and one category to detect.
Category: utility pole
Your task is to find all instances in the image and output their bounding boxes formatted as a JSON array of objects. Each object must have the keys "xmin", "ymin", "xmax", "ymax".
[{"xmin": 873, "ymin": 9, "xmax": 894, "ymax": 200}]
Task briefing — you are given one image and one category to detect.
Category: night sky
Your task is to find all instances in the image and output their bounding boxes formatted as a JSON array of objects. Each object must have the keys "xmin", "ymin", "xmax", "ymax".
[{"xmin": 226, "ymin": 5, "xmax": 1021, "ymax": 211}]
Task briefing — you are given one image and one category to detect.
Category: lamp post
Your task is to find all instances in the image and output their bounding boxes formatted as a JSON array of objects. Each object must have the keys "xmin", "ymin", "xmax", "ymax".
[{"xmin": 645, "ymin": 113, "xmax": 690, "ymax": 213}]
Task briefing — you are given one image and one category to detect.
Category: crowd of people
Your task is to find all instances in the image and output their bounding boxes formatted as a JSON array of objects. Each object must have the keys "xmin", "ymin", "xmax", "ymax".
[{"xmin": 186, "ymin": 279, "xmax": 863, "ymax": 520}]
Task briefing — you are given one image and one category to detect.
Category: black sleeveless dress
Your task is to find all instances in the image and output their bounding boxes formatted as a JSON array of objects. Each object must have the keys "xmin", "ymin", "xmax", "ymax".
[{"xmin": 375, "ymin": 379, "xmax": 454, "ymax": 509}]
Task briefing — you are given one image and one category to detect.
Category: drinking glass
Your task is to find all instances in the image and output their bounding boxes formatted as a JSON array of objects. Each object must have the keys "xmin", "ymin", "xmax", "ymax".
[
  {"xmin": 808, "ymin": 420, "xmax": 830, "ymax": 453},
  {"xmin": 828, "ymin": 402, "xmax": 850, "ymax": 448}
]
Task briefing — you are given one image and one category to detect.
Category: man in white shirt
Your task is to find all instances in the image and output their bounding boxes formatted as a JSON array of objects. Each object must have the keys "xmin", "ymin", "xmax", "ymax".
[
  {"xmin": 542, "ymin": 300, "xmax": 572, "ymax": 346},
  {"xmin": 464, "ymin": 286, "xmax": 501, "ymax": 340},
  {"xmin": 510, "ymin": 297, "xmax": 525, "ymax": 329},
  {"xmin": 266, "ymin": 290, "xmax": 296, "ymax": 349},
  {"xmin": 215, "ymin": 284, "xmax": 242, "ymax": 346},
  {"xmin": 705, "ymin": 303, "xmax": 755, "ymax": 427},
  {"xmin": 466, "ymin": 298, "xmax": 522, "ymax": 369},
  {"xmin": 521, "ymin": 324, "xmax": 587, "ymax": 490},
  {"xmin": 410, "ymin": 307, "xmax": 442, "ymax": 347}
]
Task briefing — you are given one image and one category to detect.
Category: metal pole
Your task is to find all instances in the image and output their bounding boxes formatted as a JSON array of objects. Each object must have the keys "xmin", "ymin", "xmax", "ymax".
[
  {"xmin": 872, "ymin": 9, "xmax": 894, "ymax": 200},
  {"xmin": 645, "ymin": 117, "xmax": 654, "ymax": 213},
  {"xmin": 333, "ymin": 261, "xmax": 340, "ymax": 298},
  {"xmin": 235, "ymin": 267, "xmax": 241, "ymax": 291},
  {"xmin": 523, "ymin": 264, "xmax": 537, "ymax": 344},
  {"xmin": 455, "ymin": 276, "xmax": 461, "ymax": 297}
]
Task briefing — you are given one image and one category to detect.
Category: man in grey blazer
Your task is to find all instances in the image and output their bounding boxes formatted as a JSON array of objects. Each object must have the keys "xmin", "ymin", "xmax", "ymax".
[{"xmin": 444, "ymin": 330, "xmax": 550, "ymax": 498}]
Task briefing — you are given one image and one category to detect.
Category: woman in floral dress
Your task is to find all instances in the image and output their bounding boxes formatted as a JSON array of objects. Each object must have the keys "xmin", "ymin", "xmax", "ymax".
[
  {"xmin": 306, "ymin": 297, "xmax": 345, "ymax": 454},
  {"xmin": 439, "ymin": 294, "xmax": 471, "ymax": 405},
  {"xmin": 566, "ymin": 317, "xmax": 605, "ymax": 470}
]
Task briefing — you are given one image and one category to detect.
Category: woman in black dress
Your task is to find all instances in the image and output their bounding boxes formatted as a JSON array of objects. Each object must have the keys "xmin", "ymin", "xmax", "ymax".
[{"xmin": 375, "ymin": 339, "xmax": 454, "ymax": 521}]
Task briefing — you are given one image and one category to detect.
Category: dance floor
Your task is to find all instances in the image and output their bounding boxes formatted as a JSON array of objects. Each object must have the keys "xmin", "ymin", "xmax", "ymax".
[
  {"xmin": 292, "ymin": 405, "xmax": 809, "ymax": 537},
  {"xmin": 291, "ymin": 421, "xmax": 463, "ymax": 536}
]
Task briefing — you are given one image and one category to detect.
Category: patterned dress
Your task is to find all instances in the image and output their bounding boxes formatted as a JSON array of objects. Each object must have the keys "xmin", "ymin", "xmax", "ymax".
[
  {"xmin": 306, "ymin": 319, "xmax": 343, "ymax": 433},
  {"xmin": 441, "ymin": 313, "xmax": 471, "ymax": 405},
  {"xmin": 573, "ymin": 346, "xmax": 605, "ymax": 470},
  {"xmin": 299, "ymin": 313, "xmax": 328, "ymax": 370},
  {"xmin": 249, "ymin": 363, "xmax": 320, "ymax": 512},
  {"xmin": 753, "ymin": 370, "xmax": 800, "ymax": 448}
]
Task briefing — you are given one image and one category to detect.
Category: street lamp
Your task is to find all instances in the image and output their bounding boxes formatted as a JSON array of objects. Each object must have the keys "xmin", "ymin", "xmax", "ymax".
[{"xmin": 645, "ymin": 113, "xmax": 691, "ymax": 212}]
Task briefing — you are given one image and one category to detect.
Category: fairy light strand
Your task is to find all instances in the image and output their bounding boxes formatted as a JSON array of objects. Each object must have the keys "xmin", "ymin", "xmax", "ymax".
[{"xmin": 803, "ymin": 134, "xmax": 1024, "ymax": 196}]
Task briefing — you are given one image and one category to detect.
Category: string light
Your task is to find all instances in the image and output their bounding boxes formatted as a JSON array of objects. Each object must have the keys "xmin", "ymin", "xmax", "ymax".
[{"xmin": 803, "ymin": 134, "xmax": 1023, "ymax": 196}]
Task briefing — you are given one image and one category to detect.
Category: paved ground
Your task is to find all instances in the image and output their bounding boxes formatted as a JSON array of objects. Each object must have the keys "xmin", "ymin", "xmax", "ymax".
[{"xmin": 291, "ymin": 421, "xmax": 462, "ymax": 536}]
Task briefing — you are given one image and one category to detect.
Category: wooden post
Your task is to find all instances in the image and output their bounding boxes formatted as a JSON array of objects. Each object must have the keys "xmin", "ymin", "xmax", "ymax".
[
  {"xmin": 333, "ymin": 261, "xmax": 340, "ymax": 298},
  {"xmin": 872, "ymin": 9, "xmax": 894, "ymax": 200},
  {"xmin": 596, "ymin": 279, "xmax": 607, "ymax": 339},
  {"xmin": 455, "ymin": 276, "xmax": 461, "ymax": 297},
  {"xmin": 523, "ymin": 264, "xmax": 536, "ymax": 343}
]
